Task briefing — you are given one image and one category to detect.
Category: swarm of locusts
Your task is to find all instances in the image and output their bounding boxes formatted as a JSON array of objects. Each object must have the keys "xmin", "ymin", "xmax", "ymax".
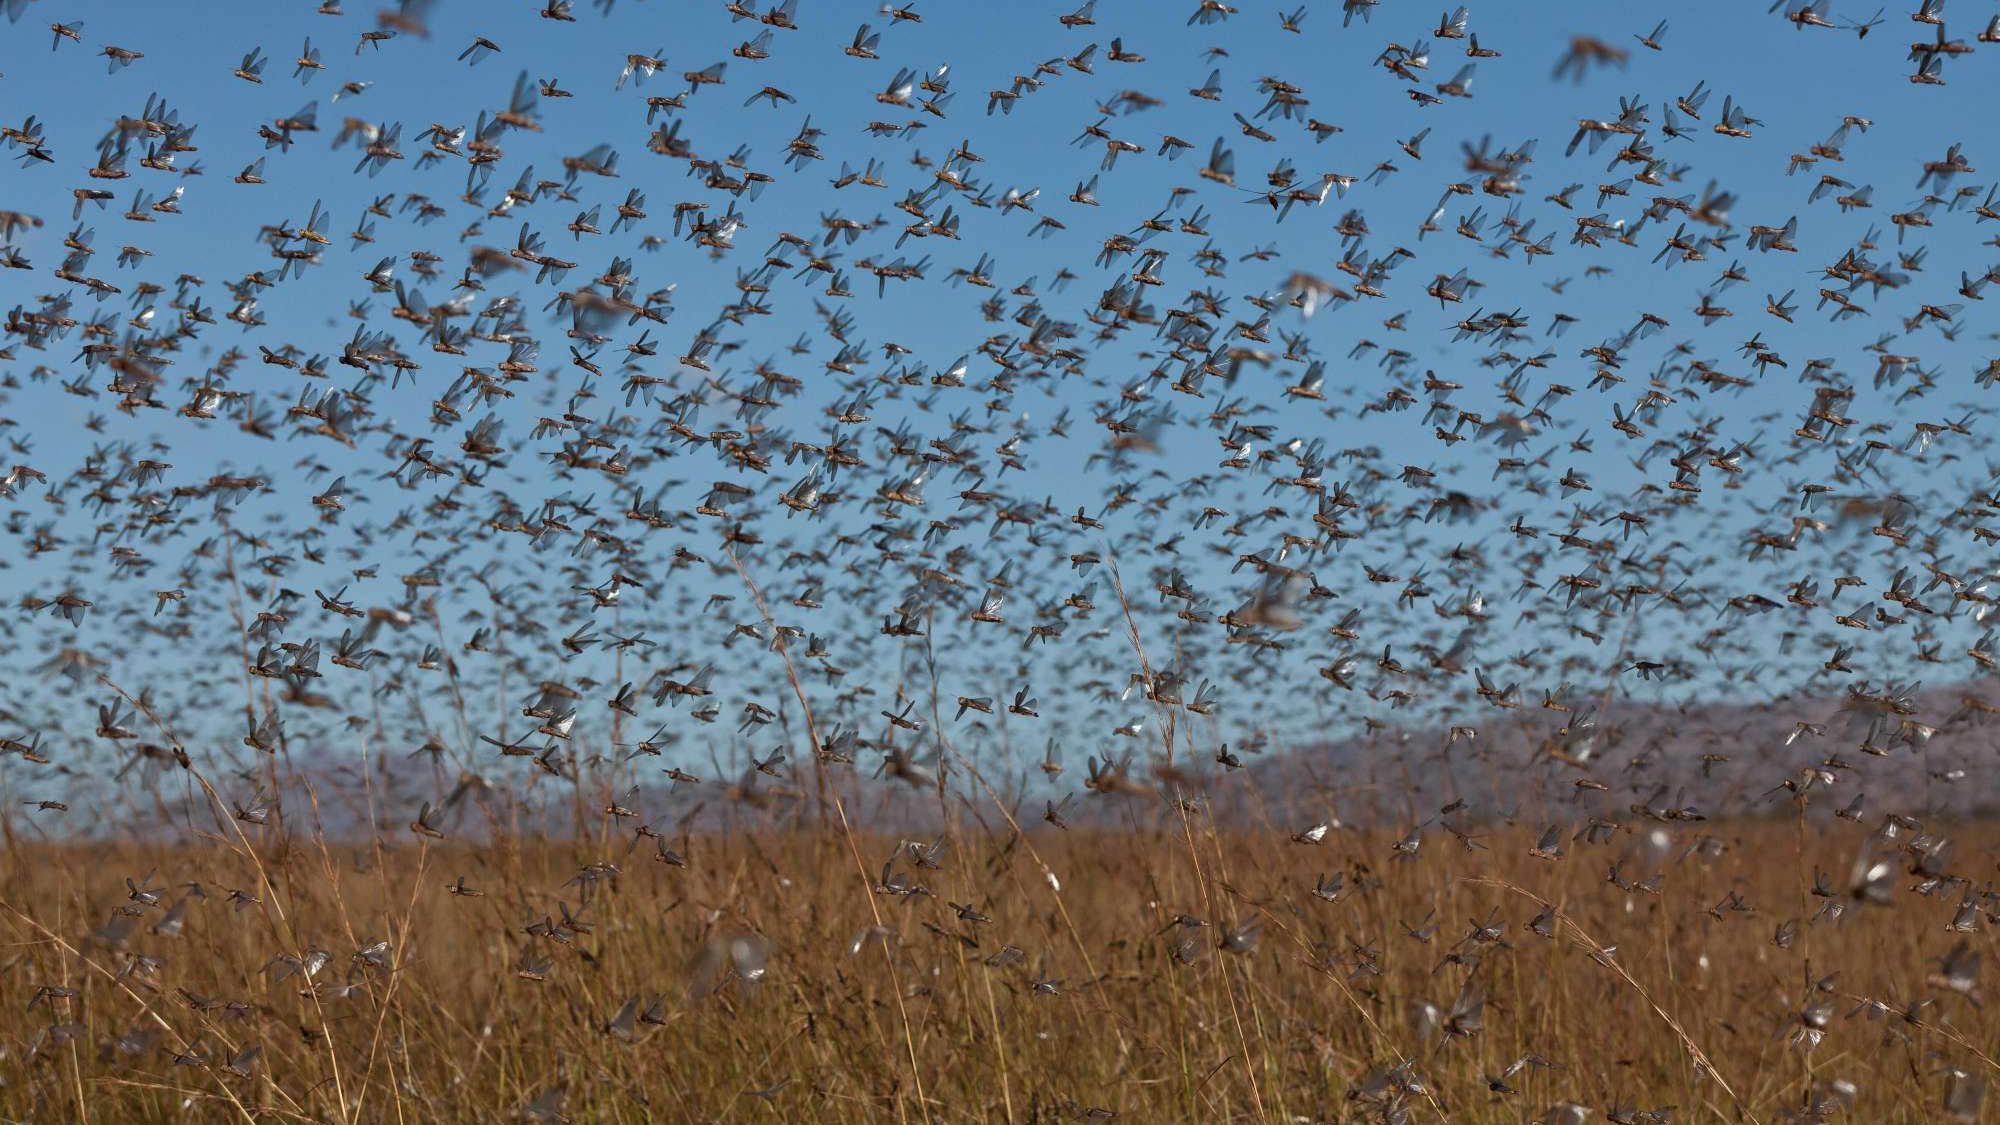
[{"xmin": 0, "ymin": 0, "xmax": 1998, "ymax": 1120}]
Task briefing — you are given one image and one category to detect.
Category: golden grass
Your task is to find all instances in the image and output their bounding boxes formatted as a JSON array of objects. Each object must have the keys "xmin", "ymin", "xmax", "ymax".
[{"xmin": 0, "ymin": 813, "xmax": 1990, "ymax": 1123}]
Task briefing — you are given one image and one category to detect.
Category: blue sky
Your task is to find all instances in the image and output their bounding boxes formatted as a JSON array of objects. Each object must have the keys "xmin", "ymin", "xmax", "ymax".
[{"xmin": 2, "ymin": 0, "xmax": 1997, "ymax": 809}]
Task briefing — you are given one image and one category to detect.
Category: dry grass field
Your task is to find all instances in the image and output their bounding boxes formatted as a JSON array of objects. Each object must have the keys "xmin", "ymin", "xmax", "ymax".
[{"xmin": 0, "ymin": 806, "xmax": 1990, "ymax": 1123}]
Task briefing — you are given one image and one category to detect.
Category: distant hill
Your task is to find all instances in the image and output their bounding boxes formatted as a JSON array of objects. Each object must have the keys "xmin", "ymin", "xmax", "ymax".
[
  {"xmin": 1208, "ymin": 678, "xmax": 2000, "ymax": 829},
  {"xmin": 77, "ymin": 679, "xmax": 1999, "ymax": 846}
]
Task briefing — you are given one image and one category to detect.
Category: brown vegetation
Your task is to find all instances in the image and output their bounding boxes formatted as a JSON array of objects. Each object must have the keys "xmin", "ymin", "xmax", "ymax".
[{"xmin": 0, "ymin": 812, "xmax": 1990, "ymax": 1123}]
